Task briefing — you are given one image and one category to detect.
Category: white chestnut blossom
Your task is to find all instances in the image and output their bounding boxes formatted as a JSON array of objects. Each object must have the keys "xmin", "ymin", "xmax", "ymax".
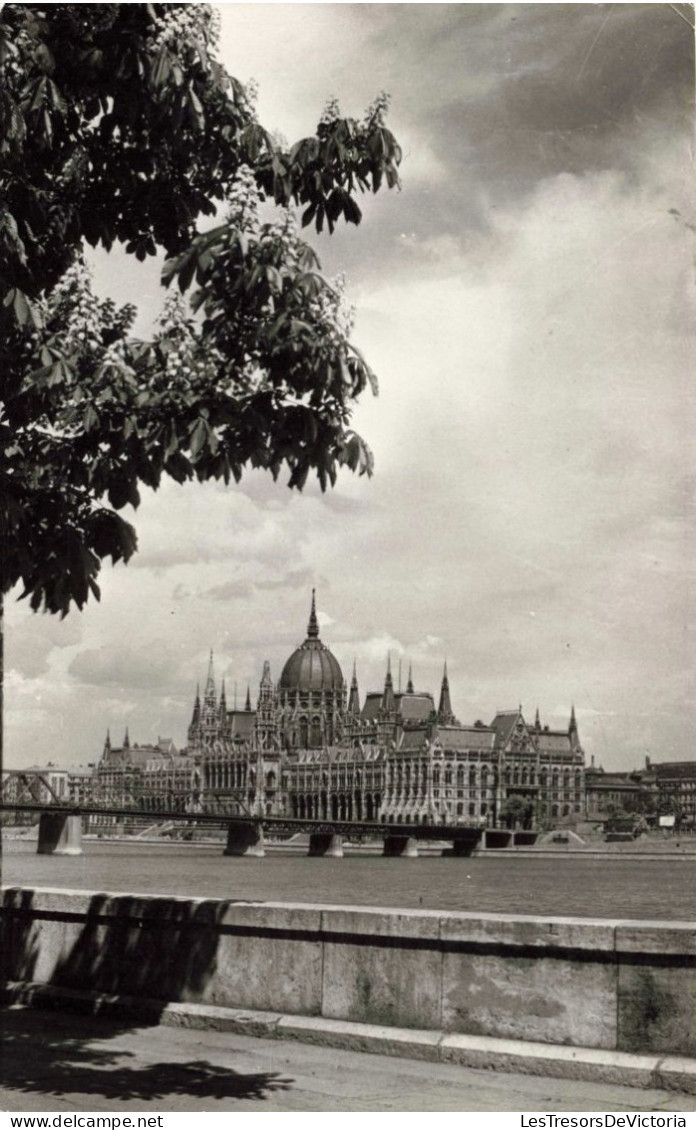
[
  {"xmin": 156, "ymin": 290, "xmax": 224, "ymax": 385},
  {"xmin": 147, "ymin": 4, "xmax": 221, "ymax": 54},
  {"xmin": 46, "ymin": 261, "xmax": 105, "ymax": 355},
  {"xmin": 223, "ymin": 163, "xmax": 262, "ymax": 231},
  {"xmin": 319, "ymin": 97, "xmax": 341, "ymax": 128},
  {"xmin": 363, "ymin": 90, "xmax": 391, "ymax": 127}
]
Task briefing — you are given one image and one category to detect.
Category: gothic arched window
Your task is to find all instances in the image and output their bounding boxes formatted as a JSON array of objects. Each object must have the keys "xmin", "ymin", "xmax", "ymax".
[{"xmin": 310, "ymin": 716, "xmax": 322, "ymax": 746}]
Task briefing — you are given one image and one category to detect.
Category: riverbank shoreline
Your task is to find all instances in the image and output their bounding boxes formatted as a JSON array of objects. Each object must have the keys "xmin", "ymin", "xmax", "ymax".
[{"xmin": 5, "ymin": 828, "xmax": 696, "ymax": 861}]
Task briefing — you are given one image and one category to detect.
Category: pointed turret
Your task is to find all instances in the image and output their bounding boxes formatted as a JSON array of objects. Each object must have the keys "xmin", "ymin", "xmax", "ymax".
[
  {"xmin": 535, "ymin": 707, "xmax": 541, "ymax": 732},
  {"xmin": 104, "ymin": 729, "xmax": 111, "ymax": 753},
  {"xmin": 187, "ymin": 683, "xmax": 201, "ymax": 745},
  {"xmin": 245, "ymin": 685, "xmax": 252, "ymax": 712},
  {"xmin": 437, "ymin": 661, "xmax": 455, "ymax": 725},
  {"xmin": 123, "ymin": 727, "xmax": 130, "ymax": 750},
  {"xmin": 255, "ymin": 660, "xmax": 276, "ymax": 748},
  {"xmin": 219, "ymin": 679, "xmax": 227, "ymax": 722},
  {"xmin": 406, "ymin": 664, "xmax": 414, "ymax": 695},
  {"xmin": 382, "ymin": 653, "xmax": 395, "ymax": 713},
  {"xmin": 195, "ymin": 650, "xmax": 221, "ymax": 745},
  {"xmin": 569, "ymin": 704, "xmax": 580, "ymax": 752},
  {"xmin": 348, "ymin": 659, "xmax": 360, "ymax": 715},
  {"xmin": 307, "ymin": 588, "xmax": 320, "ymax": 639},
  {"xmin": 203, "ymin": 650, "xmax": 216, "ymax": 708}
]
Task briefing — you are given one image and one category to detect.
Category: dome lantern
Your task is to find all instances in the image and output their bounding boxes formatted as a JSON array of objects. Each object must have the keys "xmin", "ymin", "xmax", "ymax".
[{"xmin": 279, "ymin": 591, "xmax": 344, "ymax": 695}]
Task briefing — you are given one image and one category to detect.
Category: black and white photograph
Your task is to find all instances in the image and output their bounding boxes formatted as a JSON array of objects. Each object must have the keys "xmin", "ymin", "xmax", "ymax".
[{"xmin": 1, "ymin": 1, "xmax": 695, "ymax": 1116}]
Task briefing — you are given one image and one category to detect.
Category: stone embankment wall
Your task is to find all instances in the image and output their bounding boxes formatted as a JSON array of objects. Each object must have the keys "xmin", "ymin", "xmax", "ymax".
[{"xmin": 1, "ymin": 887, "xmax": 694, "ymax": 1057}]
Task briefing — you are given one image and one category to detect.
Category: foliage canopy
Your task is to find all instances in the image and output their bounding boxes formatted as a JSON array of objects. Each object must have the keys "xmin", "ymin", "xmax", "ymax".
[{"xmin": 0, "ymin": 3, "xmax": 402, "ymax": 616}]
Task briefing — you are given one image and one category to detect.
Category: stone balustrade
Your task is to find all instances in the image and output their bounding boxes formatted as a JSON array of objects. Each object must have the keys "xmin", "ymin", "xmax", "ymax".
[{"xmin": 1, "ymin": 887, "xmax": 694, "ymax": 1058}]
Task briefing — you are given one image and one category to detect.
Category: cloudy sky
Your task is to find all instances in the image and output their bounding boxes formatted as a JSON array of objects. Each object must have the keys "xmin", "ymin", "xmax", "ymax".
[{"xmin": 6, "ymin": 3, "xmax": 694, "ymax": 773}]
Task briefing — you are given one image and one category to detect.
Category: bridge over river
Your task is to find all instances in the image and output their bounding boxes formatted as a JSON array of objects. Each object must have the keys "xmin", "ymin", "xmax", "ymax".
[{"xmin": 0, "ymin": 802, "xmax": 485, "ymax": 858}]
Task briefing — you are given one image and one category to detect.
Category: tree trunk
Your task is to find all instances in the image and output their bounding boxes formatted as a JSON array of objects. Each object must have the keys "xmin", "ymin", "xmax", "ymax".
[{"xmin": 1, "ymin": 591, "xmax": 4, "ymax": 887}]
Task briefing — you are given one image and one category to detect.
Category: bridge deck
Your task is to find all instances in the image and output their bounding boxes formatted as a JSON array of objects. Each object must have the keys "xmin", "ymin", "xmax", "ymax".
[{"xmin": 0, "ymin": 802, "xmax": 481, "ymax": 842}]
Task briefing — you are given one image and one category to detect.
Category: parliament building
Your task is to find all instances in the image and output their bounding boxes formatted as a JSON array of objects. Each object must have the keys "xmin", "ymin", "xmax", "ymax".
[{"xmin": 98, "ymin": 592, "xmax": 586, "ymax": 828}]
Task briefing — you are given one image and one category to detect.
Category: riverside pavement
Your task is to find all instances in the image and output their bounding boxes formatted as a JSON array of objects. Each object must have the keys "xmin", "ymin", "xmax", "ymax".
[{"xmin": 1, "ymin": 1007, "xmax": 695, "ymax": 1113}]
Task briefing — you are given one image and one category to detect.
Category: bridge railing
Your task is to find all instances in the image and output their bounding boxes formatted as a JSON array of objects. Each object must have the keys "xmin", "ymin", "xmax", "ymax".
[{"xmin": 0, "ymin": 802, "xmax": 484, "ymax": 858}]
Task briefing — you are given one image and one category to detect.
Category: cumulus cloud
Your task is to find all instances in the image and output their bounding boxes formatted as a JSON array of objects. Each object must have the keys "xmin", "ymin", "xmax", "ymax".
[
  {"xmin": 6, "ymin": 609, "xmax": 83, "ymax": 680},
  {"xmin": 202, "ymin": 580, "xmax": 254, "ymax": 603},
  {"xmin": 68, "ymin": 645, "xmax": 184, "ymax": 691}
]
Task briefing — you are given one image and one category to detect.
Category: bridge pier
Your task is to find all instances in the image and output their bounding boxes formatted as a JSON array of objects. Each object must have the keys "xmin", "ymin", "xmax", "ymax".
[
  {"xmin": 382, "ymin": 835, "xmax": 418, "ymax": 858},
  {"xmin": 307, "ymin": 833, "xmax": 344, "ymax": 858},
  {"xmin": 37, "ymin": 812, "xmax": 82, "ymax": 856},
  {"xmin": 223, "ymin": 821, "xmax": 265, "ymax": 857},
  {"xmin": 483, "ymin": 829, "xmax": 513, "ymax": 849},
  {"xmin": 513, "ymin": 831, "xmax": 538, "ymax": 847},
  {"xmin": 442, "ymin": 837, "xmax": 477, "ymax": 857}
]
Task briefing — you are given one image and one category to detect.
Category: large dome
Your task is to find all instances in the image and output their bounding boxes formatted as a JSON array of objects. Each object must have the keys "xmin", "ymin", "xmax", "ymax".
[{"xmin": 279, "ymin": 592, "xmax": 344, "ymax": 693}]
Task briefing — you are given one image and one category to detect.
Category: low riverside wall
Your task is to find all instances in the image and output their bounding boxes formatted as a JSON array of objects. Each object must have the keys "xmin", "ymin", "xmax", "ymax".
[{"xmin": 1, "ymin": 887, "xmax": 695, "ymax": 1059}]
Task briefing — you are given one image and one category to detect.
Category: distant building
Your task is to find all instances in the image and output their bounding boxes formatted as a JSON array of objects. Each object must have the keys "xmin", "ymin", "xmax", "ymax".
[
  {"xmin": 96, "ymin": 731, "xmax": 200, "ymax": 812},
  {"xmin": 64, "ymin": 765, "xmax": 97, "ymax": 806},
  {"xmin": 650, "ymin": 759, "xmax": 696, "ymax": 827},
  {"xmin": 94, "ymin": 592, "xmax": 586, "ymax": 828},
  {"xmin": 585, "ymin": 758, "xmax": 696, "ymax": 829},
  {"xmin": 584, "ymin": 764, "xmax": 657, "ymax": 822}
]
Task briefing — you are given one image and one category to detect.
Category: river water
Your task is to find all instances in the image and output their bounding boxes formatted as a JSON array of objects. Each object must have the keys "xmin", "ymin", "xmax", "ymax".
[{"xmin": 3, "ymin": 839, "xmax": 694, "ymax": 920}]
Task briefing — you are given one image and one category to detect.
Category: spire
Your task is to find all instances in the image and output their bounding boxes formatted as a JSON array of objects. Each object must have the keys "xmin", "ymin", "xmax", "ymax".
[
  {"xmin": 219, "ymin": 678, "xmax": 227, "ymax": 720},
  {"xmin": 245, "ymin": 685, "xmax": 252, "ymax": 711},
  {"xmin": 255, "ymin": 660, "xmax": 276, "ymax": 748},
  {"xmin": 307, "ymin": 588, "xmax": 319, "ymax": 639},
  {"xmin": 104, "ymin": 729, "xmax": 111, "ymax": 753},
  {"xmin": 204, "ymin": 650, "xmax": 216, "ymax": 701},
  {"xmin": 123, "ymin": 727, "xmax": 130, "ymax": 750},
  {"xmin": 196, "ymin": 650, "xmax": 219, "ymax": 744},
  {"xmin": 406, "ymin": 663, "xmax": 414, "ymax": 694},
  {"xmin": 187, "ymin": 683, "xmax": 201, "ymax": 744},
  {"xmin": 382, "ymin": 653, "xmax": 395, "ymax": 713},
  {"xmin": 535, "ymin": 707, "xmax": 541, "ymax": 732},
  {"xmin": 191, "ymin": 683, "xmax": 200, "ymax": 724},
  {"xmin": 569, "ymin": 704, "xmax": 580, "ymax": 751},
  {"xmin": 348, "ymin": 659, "xmax": 360, "ymax": 715},
  {"xmin": 201, "ymin": 651, "xmax": 217, "ymax": 723},
  {"xmin": 438, "ymin": 661, "xmax": 455, "ymax": 725}
]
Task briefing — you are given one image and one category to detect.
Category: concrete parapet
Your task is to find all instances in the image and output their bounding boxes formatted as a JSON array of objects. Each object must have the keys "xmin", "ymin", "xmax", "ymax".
[
  {"xmin": 36, "ymin": 813, "xmax": 82, "ymax": 856},
  {"xmin": 308, "ymin": 833, "xmax": 343, "ymax": 857},
  {"xmin": 2, "ymin": 888, "xmax": 695, "ymax": 1063},
  {"xmin": 382, "ymin": 835, "xmax": 418, "ymax": 858},
  {"xmin": 223, "ymin": 821, "xmax": 265, "ymax": 857}
]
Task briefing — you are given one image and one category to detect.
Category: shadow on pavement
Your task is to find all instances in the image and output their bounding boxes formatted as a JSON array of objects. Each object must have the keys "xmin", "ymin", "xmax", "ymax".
[{"xmin": 0, "ymin": 1007, "xmax": 294, "ymax": 1104}]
